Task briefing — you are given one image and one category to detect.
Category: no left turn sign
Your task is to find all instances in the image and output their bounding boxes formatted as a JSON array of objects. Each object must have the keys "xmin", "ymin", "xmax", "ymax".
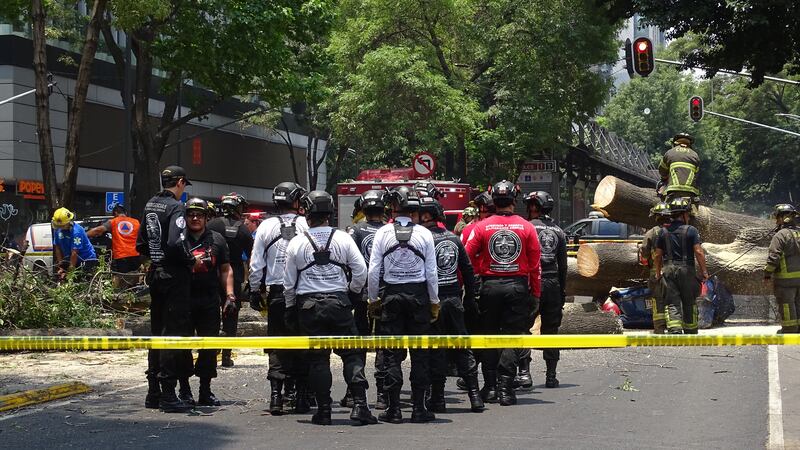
[{"xmin": 413, "ymin": 152, "xmax": 436, "ymax": 177}]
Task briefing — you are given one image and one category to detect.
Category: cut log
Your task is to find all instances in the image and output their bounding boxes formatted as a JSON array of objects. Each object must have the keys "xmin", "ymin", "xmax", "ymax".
[
  {"xmin": 566, "ymin": 257, "xmax": 632, "ymax": 297},
  {"xmin": 592, "ymin": 175, "xmax": 774, "ymax": 246},
  {"xmin": 575, "ymin": 241, "xmax": 770, "ymax": 295},
  {"xmin": 559, "ymin": 302, "xmax": 623, "ymax": 334}
]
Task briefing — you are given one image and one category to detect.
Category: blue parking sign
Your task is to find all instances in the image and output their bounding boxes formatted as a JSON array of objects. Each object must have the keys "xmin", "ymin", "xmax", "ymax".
[{"xmin": 105, "ymin": 192, "xmax": 124, "ymax": 213}]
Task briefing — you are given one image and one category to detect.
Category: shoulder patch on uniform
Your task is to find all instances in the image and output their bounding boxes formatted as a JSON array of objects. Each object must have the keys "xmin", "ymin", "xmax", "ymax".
[{"xmin": 176, "ymin": 216, "xmax": 186, "ymax": 229}]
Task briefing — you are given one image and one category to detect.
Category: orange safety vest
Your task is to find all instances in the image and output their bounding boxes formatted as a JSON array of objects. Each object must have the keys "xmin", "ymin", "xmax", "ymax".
[{"xmin": 110, "ymin": 216, "xmax": 140, "ymax": 259}]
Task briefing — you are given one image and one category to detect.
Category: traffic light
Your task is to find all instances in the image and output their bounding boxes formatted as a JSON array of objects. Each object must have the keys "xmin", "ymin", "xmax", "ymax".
[
  {"xmin": 632, "ymin": 37, "xmax": 654, "ymax": 77},
  {"xmin": 689, "ymin": 96, "xmax": 704, "ymax": 122}
]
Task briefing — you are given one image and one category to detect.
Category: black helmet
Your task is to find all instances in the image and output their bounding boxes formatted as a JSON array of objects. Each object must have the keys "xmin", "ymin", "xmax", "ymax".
[
  {"xmin": 360, "ymin": 189, "xmax": 386, "ymax": 212},
  {"xmin": 673, "ymin": 132, "xmax": 694, "ymax": 146},
  {"xmin": 413, "ymin": 181, "xmax": 442, "ymax": 199},
  {"xmin": 474, "ymin": 192, "xmax": 494, "ymax": 208},
  {"xmin": 667, "ymin": 197, "xmax": 691, "ymax": 214},
  {"xmin": 186, "ymin": 197, "xmax": 209, "ymax": 215},
  {"xmin": 301, "ymin": 190, "xmax": 335, "ymax": 215},
  {"xmin": 351, "ymin": 196, "xmax": 363, "ymax": 219},
  {"xmin": 419, "ymin": 196, "xmax": 444, "ymax": 222},
  {"xmin": 523, "ymin": 191, "xmax": 554, "ymax": 214},
  {"xmin": 773, "ymin": 204, "xmax": 797, "ymax": 224},
  {"xmin": 649, "ymin": 201, "xmax": 670, "ymax": 218},
  {"xmin": 387, "ymin": 186, "xmax": 420, "ymax": 211},
  {"xmin": 273, "ymin": 182, "xmax": 307, "ymax": 208},
  {"xmin": 220, "ymin": 192, "xmax": 247, "ymax": 216},
  {"xmin": 490, "ymin": 180, "xmax": 518, "ymax": 206}
]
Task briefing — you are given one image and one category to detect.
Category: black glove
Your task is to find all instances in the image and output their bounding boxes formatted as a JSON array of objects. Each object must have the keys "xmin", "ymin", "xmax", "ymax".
[
  {"xmin": 348, "ymin": 290, "xmax": 363, "ymax": 306},
  {"xmin": 284, "ymin": 305, "xmax": 298, "ymax": 333},
  {"xmin": 249, "ymin": 291, "xmax": 265, "ymax": 312},
  {"xmin": 223, "ymin": 295, "xmax": 239, "ymax": 319},
  {"xmin": 367, "ymin": 299, "xmax": 383, "ymax": 320}
]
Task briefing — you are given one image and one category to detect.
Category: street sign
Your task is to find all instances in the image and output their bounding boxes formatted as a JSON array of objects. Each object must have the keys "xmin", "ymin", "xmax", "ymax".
[
  {"xmin": 105, "ymin": 192, "xmax": 124, "ymax": 213},
  {"xmin": 412, "ymin": 152, "xmax": 436, "ymax": 178},
  {"xmin": 520, "ymin": 160, "xmax": 557, "ymax": 172}
]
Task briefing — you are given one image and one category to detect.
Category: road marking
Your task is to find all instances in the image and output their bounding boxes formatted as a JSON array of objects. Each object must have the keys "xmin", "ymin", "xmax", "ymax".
[
  {"xmin": 768, "ymin": 345, "xmax": 784, "ymax": 450},
  {"xmin": 0, "ymin": 382, "xmax": 92, "ymax": 412},
  {"xmin": 0, "ymin": 382, "xmax": 146, "ymax": 422}
]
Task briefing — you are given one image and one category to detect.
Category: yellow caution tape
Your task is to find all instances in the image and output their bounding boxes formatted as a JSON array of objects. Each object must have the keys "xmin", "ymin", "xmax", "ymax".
[{"xmin": 1, "ymin": 334, "xmax": 799, "ymax": 351}]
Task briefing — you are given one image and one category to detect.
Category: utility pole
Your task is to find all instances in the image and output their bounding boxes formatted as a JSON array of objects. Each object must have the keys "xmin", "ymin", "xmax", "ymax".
[{"xmin": 122, "ymin": 34, "xmax": 132, "ymax": 210}]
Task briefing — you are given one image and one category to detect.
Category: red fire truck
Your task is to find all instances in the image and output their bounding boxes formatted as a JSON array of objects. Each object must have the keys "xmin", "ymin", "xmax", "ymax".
[{"xmin": 336, "ymin": 168, "xmax": 473, "ymax": 229}]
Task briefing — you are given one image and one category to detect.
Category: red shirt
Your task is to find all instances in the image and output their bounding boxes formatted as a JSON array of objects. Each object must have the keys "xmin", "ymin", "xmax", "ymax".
[{"xmin": 464, "ymin": 213, "xmax": 541, "ymax": 297}]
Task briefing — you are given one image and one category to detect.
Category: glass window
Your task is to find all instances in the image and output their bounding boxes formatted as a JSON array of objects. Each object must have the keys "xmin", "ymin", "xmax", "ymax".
[{"xmin": 597, "ymin": 220, "xmax": 622, "ymax": 236}]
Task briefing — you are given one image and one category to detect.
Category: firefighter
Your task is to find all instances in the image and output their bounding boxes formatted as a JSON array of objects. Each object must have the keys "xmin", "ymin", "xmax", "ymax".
[
  {"xmin": 765, "ymin": 204, "xmax": 800, "ymax": 333},
  {"xmin": 640, "ymin": 202, "xmax": 671, "ymax": 334},
  {"xmin": 178, "ymin": 197, "xmax": 235, "ymax": 407},
  {"xmin": 658, "ymin": 133, "xmax": 701, "ymax": 204},
  {"xmin": 87, "ymin": 204, "xmax": 140, "ymax": 289},
  {"xmin": 524, "ymin": 191, "xmax": 567, "ymax": 389},
  {"xmin": 465, "ymin": 181, "xmax": 541, "ymax": 406},
  {"xmin": 207, "ymin": 192, "xmax": 254, "ymax": 367},
  {"xmin": 283, "ymin": 190, "xmax": 377, "ymax": 426},
  {"xmin": 367, "ymin": 186, "xmax": 439, "ymax": 424},
  {"xmin": 654, "ymin": 197, "xmax": 709, "ymax": 334},
  {"xmin": 418, "ymin": 195, "xmax": 484, "ymax": 413},
  {"xmin": 344, "ymin": 190, "xmax": 388, "ymax": 409},
  {"xmin": 136, "ymin": 165, "xmax": 196, "ymax": 412},
  {"xmin": 248, "ymin": 182, "xmax": 309, "ymax": 415}
]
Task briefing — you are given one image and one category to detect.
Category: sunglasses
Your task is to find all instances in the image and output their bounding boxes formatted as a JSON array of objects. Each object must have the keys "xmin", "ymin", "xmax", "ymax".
[{"xmin": 187, "ymin": 212, "xmax": 206, "ymax": 219}]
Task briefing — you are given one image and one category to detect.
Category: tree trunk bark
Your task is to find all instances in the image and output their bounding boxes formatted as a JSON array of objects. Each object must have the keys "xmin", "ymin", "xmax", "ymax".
[
  {"xmin": 557, "ymin": 302, "xmax": 623, "ymax": 335},
  {"xmin": 456, "ymin": 133, "xmax": 467, "ymax": 182},
  {"xmin": 60, "ymin": 0, "xmax": 108, "ymax": 209},
  {"xmin": 575, "ymin": 241, "xmax": 770, "ymax": 296},
  {"xmin": 592, "ymin": 176, "xmax": 774, "ymax": 245},
  {"xmin": 565, "ymin": 257, "xmax": 636, "ymax": 297},
  {"xmin": 30, "ymin": 0, "xmax": 59, "ymax": 212},
  {"xmin": 326, "ymin": 143, "xmax": 349, "ymax": 193}
]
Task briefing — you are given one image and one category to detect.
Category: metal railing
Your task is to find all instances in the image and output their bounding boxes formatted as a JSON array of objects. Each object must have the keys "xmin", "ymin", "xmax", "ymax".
[{"xmin": 569, "ymin": 121, "xmax": 658, "ymax": 181}]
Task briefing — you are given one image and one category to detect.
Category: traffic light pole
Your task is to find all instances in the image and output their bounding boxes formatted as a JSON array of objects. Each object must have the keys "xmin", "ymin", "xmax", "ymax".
[
  {"xmin": 655, "ymin": 58, "xmax": 800, "ymax": 86},
  {"xmin": 705, "ymin": 110, "xmax": 800, "ymax": 138}
]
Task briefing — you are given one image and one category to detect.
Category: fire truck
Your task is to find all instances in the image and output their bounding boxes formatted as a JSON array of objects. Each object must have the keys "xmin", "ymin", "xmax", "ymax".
[{"xmin": 336, "ymin": 168, "xmax": 473, "ymax": 229}]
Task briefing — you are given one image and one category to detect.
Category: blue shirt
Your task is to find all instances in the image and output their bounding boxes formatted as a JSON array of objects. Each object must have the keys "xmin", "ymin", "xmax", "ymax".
[{"xmin": 53, "ymin": 223, "xmax": 98, "ymax": 262}]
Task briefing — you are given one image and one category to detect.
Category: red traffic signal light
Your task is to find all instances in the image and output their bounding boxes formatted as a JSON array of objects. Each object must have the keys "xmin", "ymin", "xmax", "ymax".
[
  {"xmin": 632, "ymin": 37, "xmax": 654, "ymax": 77},
  {"xmin": 689, "ymin": 96, "xmax": 704, "ymax": 122}
]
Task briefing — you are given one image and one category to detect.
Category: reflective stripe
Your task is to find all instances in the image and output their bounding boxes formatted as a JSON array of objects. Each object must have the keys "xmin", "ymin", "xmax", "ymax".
[
  {"xmin": 667, "ymin": 162, "xmax": 700, "ymax": 195},
  {"xmin": 683, "ymin": 305, "xmax": 699, "ymax": 330},
  {"xmin": 780, "ymin": 304, "xmax": 798, "ymax": 326},
  {"xmin": 652, "ymin": 313, "xmax": 666, "ymax": 320},
  {"xmin": 775, "ymin": 254, "xmax": 800, "ymax": 279}
]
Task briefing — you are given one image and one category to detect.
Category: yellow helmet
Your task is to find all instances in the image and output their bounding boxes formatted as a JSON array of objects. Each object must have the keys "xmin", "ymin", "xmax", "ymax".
[{"xmin": 51, "ymin": 207, "xmax": 75, "ymax": 227}]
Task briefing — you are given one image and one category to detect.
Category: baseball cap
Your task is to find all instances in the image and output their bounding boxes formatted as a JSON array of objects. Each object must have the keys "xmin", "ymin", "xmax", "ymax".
[{"xmin": 161, "ymin": 165, "xmax": 192, "ymax": 185}]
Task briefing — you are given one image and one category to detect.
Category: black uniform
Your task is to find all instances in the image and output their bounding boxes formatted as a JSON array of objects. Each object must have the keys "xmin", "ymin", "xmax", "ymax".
[
  {"xmin": 207, "ymin": 216, "xmax": 253, "ymax": 340},
  {"xmin": 185, "ymin": 229, "xmax": 229, "ymax": 379},
  {"xmin": 656, "ymin": 220, "xmax": 702, "ymax": 333},
  {"xmin": 136, "ymin": 191, "xmax": 195, "ymax": 383},
  {"xmin": 530, "ymin": 215, "xmax": 567, "ymax": 363}
]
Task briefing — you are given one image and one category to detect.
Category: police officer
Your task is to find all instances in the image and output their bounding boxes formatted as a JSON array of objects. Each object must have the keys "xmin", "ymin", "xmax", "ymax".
[
  {"xmin": 654, "ymin": 197, "xmax": 709, "ymax": 334},
  {"xmin": 208, "ymin": 192, "xmax": 254, "ymax": 367},
  {"xmin": 344, "ymin": 190, "xmax": 387, "ymax": 409},
  {"xmin": 368, "ymin": 186, "xmax": 439, "ymax": 424},
  {"xmin": 177, "ymin": 198, "xmax": 235, "ymax": 407},
  {"xmin": 765, "ymin": 204, "xmax": 800, "ymax": 333},
  {"xmin": 658, "ymin": 133, "xmax": 701, "ymax": 203},
  {"xmin": 465, "ymin": 180, "xmax": 541, "ymax": 406},
  {"xmin": 248, "ymin": 182, "xmax": 309, "ymax": 415},
  {"xmin": 136, "ymin": 165, "xmax": 196, "ymax": 412},
  {"xmin": 640, "ymin": 202, "xmax": 671, "ymax": 334},
  {"xmin": 283, "ymin": 190, "xmax": 377, "ymax": 426},
  {"xmin": 524, "ymin": 191, "xmax": 567, "ymax": 389},
  {"xmin": 418, "ymin": 195, "xmax": 484, "ymax": 413}
]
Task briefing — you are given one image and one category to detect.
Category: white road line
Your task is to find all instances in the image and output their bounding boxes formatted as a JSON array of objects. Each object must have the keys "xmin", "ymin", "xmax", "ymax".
[
  {"xmin": 0, "ymin": 382, "xmax": 147, "ymax": 422},
  {"xmin": 768, "ymin": 345, "xmax": 784, "ymax": 450}
]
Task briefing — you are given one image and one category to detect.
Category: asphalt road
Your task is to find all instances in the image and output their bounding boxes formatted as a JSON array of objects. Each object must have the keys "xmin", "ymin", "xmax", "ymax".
[{"xmin": 2, "ymin": 339, "xmax": 797, "ymax": 449}]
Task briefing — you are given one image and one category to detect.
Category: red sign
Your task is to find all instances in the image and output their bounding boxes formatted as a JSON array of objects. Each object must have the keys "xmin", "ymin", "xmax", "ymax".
[
  {"xmin": 192, "ymin": 138, "xmax": 202, "ymax": 165},
  {"xmin": 412, "ymin": 152, "xmax": 436, "ymax": 178},
  {"xmin": 17, "ymin": 179, "xmax": 46, "ymax": 200}
]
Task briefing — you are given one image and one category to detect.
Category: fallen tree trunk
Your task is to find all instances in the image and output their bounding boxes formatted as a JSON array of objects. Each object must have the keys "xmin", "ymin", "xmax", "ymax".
[
  {"xmin": 591, "ymin": 175, "xmax": 773, "ymax": 246},
  {"xmin": 559, "ymin": 302, "xmax": 623, "ymax": 334},
  {"xmin": 575, "ymin": 242, "xmax": 770, "ymax": 295},
  {"xmin": 565, "ymin": 257, "xmax": 635, "ymax": 297}
]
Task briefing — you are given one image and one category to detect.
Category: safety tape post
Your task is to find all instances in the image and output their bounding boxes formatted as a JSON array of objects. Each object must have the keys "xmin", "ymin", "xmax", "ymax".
[{"xmin": 1, "ymin": 334, "xmax": 799, "ymax": 351}]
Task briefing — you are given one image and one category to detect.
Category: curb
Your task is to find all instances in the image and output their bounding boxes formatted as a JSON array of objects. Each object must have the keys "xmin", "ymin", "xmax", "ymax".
[{"xmin": 0, "ymin": 382, "xmax": 92, "ymax": 412}]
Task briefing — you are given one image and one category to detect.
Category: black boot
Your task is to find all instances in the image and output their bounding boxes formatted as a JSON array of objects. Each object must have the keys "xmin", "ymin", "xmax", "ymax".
[
  {"xmin": 426, "ymin": 382, "xmax": 446, "ymax": 413},
  {"xmin": 311, "ymin": 395, "xmax": 332, "ymax": 425},
  {"xmin": 221, "ymin": 350, "xmax": 234, "ymax": 368},
  {"xmin": 339, "ymin": 386, "xmax": 354, "ymax": 408},
  {"xmin": 456, "ymin": 377, "xmax": 468, "ymax": 391},
  {"xmin": 516, "ymin": 360, "xmax": 533, "ymax": 390},
  {"xmin": 178, "ymin": 378, "xmax": 196, "ymax": 406},
  {"xmin": 410, "ymin": 388, "xmax": 436, "ymax": 423},
  {"xmin": 198, "ymin": 378, "xmax": 220, "ymax": 406},
  {"xmin": 283, "ymin": 378, "xmax": 296, "ymax": 412},
  {"xmin": 545, "ymin": 359, "xmax": 560, "ymax": 388},
  {"xmin": 294, "ymin": 380, "xmax": 311, "ymax": 414},
  {"xmin": 480, "ymin": 370, "xmax": 498, "ymax": 403},
  {"xmin": 145, "ymin": 375, "xmax": 160, "ymax": 409},
  {"xmin": 159, "ymin": 380, "xmax": 192, "ymax": 413},
  {"xmin": 497, "ymin": 375, "xmax": 517, "ymax": 406},
  {"xmin": 374, "ymin": 378, "xmax": 387, "ymax": 410},
  {"xmin": 465, "ymin": 376, "xmax": 485, "ymax": 412},
  {"xmin": 349, "ymin": 385, "xmax": 378, "ymax": 425},
  {"xmin": 269, "ymin": 380, "xmax": 285, "ymax": 415},
  {"xmin": 378, "ymin": 389, "xmax": 403, "ymax": 424}
]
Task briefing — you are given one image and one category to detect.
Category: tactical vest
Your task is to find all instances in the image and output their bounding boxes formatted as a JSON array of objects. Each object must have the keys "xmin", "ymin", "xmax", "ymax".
[
  {"xmin": 294, "ymin": 230, "xmax": 352, "ymax": 288},
  {"xmin": 383, "ymin": 222, "xmax": 426, "ymax": 262},
  {"xmin": 660, "ymin": 224, "xmax": 693, "ymax": 266}
]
